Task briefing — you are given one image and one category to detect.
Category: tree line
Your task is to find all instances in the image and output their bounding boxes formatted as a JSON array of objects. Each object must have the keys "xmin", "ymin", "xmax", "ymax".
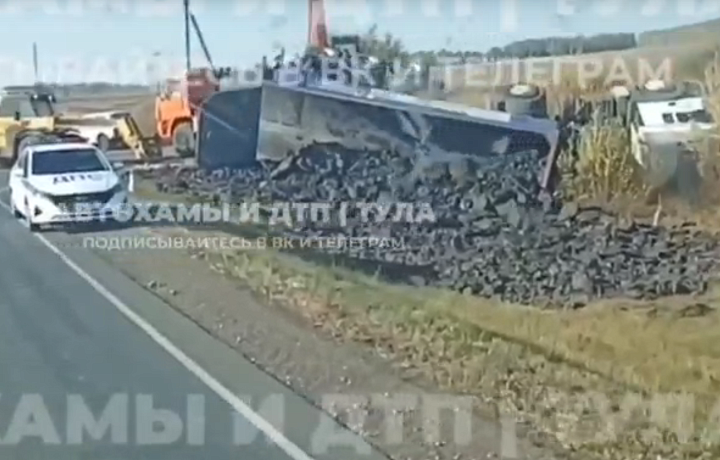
[
  {"xmin": 417, "ymin": 33, "xmax": 637, "ymax": 62},
  {"xmin": 357, "ymin": 27, "xmax": 638, "ymax": 66}
]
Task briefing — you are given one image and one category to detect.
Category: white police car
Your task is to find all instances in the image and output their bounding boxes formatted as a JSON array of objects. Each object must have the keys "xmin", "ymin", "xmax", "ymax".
[{"xmin": 8, "ymin": 142, "xmax": 130, "ymax": 231}]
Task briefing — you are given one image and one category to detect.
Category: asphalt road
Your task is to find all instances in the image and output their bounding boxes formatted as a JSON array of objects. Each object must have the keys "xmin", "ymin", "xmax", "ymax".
[{"xmin": 0, "ymin": 170, "xmax": 387, "ymax": 460}]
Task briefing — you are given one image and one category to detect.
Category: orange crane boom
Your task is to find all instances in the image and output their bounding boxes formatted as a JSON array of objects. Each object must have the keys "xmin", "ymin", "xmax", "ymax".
[{"xmin": 308, "ymin": 0, "xmax": 330, "ymax": 50}]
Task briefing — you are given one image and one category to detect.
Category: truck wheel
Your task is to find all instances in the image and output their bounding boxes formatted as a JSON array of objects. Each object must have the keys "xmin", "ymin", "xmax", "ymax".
[
  {"xmin": 172, "ymin": 123, "xmax": 195, "ymax": 157},
  {"xmin": 96, "ymin": 133, "xmax": 111, "ymax": 152}
]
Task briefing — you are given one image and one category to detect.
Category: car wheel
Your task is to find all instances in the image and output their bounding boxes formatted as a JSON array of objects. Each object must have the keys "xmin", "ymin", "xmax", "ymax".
[
  {"xmin": 27, "ymin": 212, "xmax": 40, "ymax": 232},
  {"xmin": 23, "ymin": 201, "xmax": 40, "ymax": 232},
  {"xmin": 96, "ymin": 133, "xmax": 111, "ymax": 152},
  {"xmin": 10, "ymin": 195, "xmax": 22, "ymax": 219}
]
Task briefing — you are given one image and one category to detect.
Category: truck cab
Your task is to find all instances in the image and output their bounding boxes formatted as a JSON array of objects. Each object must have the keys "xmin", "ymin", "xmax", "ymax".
[
  {"xmin": 0, "ymin": 85, "xmax": 57, "ymax": 129},
  {"xmin": 596, "ymin": 80, "xmax": 717, "ymax": 192},
  {"xmin": 0, "ymin": 87, "xmax": 58, "ymax": 164},
  {"xmin": 0, "ymin": 86, "xmax": 90, "ymax": 165},
  {"xmin": 622, "ymin": 81, "xmax": 715, "ymax": 172},
  {"xmin": 330, "ymin": 34, "xmax": 361, "ymax": 57},
  {"xmin": 155, "ymin": 68, "xmax": 224, "ymax": 156}
]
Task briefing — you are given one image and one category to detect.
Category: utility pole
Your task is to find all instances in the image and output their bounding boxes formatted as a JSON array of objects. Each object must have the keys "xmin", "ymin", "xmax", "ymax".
[
  {"xmin": 183, "ymin": 0, "xmax": 191, "ymax": 72},
  {"xmin": 32, "ymin": 42, "xmax": 39, "ymax": 83}
]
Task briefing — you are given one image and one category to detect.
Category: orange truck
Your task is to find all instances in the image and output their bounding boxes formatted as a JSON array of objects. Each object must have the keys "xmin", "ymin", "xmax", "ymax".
[
  {"xmin": 157, "ymin": 0, "xmax": 331, "ymax": 158},
  {"xmin": 154, "ymin": 67, "xmax": 219, "ymax": 157}
]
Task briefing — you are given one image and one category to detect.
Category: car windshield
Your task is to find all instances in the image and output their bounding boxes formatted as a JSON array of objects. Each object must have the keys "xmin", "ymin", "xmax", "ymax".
[
  {"xmin": 676, "ymin": 109, "xmax": 714, "ymax": 123},
  {"xmin": 32, "ymin": 148, "xmax": 108, "ymax": 175}
]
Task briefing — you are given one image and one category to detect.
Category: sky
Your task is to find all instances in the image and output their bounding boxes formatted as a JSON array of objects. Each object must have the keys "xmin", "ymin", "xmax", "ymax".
[{"xmin": 0, "ymin": 0, "xmax": 717, "ymax": 84}]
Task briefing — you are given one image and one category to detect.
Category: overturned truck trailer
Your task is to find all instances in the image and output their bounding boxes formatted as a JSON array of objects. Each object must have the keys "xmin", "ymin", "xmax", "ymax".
[{"xmin": 196, "ymin": 82, "xmax": 560, "ymax": 189}]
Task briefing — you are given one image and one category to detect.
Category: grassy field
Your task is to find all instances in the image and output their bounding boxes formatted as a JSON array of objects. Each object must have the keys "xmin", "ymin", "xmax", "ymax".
[
  {"xmin": 58, "ymin": 91, "xmax": 157, "ymax": 137},
  {"xmin": 434, "ymin": 42, "xmax": 719, "ymax": 111},
  {"xmin": 639, "ymin": 17, "xmax": 720, "ymax": 47},
  {"xmin": 59, "ymin": 93, "xmax": 151, "ymax": 114}
]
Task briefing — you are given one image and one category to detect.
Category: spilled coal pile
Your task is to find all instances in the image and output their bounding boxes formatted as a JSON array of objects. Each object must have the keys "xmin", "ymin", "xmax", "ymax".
[{"xmin": 149, "ymin": 144, "xmax": 720, "ymax": 308}]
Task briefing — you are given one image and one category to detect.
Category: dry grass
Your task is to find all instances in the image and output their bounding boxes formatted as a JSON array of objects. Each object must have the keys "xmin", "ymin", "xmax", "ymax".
[
  {"xmin": 211, "ymin": 244, "xmax": 720, "ymax": 399},
  {"xmin": 437, "ymin": 43, "xmax": 717, "ymax": 94},
  {"xmin": 60, "ymin": 93, "xmax": 157, "ymax": 137},
  {"xmin": 558, "ymin": 122, "xmax": 646, "ymax": 202},
  {"xmin": 640, "ymin": 18, "xmax": 720, "ymax": 48},
  {"xmin": 705, "ymin": 51, "xmax": 720, "ymax": 153},
  {"xmin": 181, "ymin": 236, "xmax": 720, "ymax": 459},
  {"xmin": 692, "ymin": 52, "xmax": 720, "ymax": 215},
  {"xmin": 59, "ymin": 93, "xmax": 152, "ymax": 114}
]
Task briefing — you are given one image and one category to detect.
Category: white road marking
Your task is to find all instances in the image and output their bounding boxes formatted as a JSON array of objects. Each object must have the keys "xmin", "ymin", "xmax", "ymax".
[{"xmin": 0, "ymin": 197, "xmax": 316, "ymax": 460}]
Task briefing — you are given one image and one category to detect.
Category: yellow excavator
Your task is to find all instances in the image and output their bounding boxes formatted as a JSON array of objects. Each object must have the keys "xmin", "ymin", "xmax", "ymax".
[
  {"xmin": 0, "ymin": 86, "xmax": 84, "ymax": 167},
  {"xmin": 0, "ymin": 85, "xmax": 161, "ymax": 167}
]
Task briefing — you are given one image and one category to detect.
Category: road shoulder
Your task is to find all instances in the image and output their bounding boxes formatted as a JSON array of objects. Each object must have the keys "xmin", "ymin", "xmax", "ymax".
[{"xmin": 81, "ymin": 226, "xmax": 559, "ymax": 460}]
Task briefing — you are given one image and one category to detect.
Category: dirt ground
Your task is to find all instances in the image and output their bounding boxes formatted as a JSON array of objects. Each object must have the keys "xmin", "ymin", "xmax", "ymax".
[{"xmin": 60, "ymin": 92, "xmax": 156, "ymax": 136}]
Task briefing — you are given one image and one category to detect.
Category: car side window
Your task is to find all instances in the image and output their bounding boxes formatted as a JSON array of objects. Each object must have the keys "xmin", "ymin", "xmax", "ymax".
[
  {"xmin": 15, "ymin": 151, "xmax": 24, "ymax": 170},
  {"xmin": 0, "ymin": 96, "xmax": 19, "ymax": 117}
]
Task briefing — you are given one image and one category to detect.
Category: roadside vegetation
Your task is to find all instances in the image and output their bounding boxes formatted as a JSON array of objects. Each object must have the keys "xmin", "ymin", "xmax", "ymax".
[{"xmin": 558, "ymin": 122, "xmax": 644, "ymax": 203}]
